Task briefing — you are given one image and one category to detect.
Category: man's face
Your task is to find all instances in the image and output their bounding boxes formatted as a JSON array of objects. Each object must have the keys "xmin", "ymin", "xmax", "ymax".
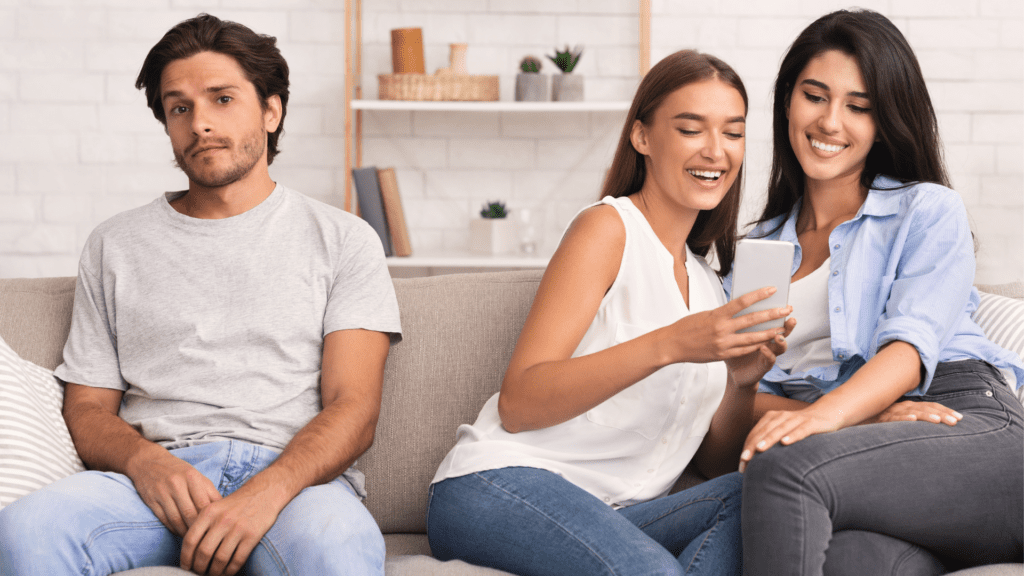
[{"xmin": 159, "ymin": 51, "xmax": 281, "ymax": 190}]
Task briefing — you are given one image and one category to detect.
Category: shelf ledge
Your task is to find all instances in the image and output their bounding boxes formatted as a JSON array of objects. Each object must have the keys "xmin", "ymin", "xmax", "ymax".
[{"xmin": 352, "ymin": 100, "xmax": 630, "ymax": 112}]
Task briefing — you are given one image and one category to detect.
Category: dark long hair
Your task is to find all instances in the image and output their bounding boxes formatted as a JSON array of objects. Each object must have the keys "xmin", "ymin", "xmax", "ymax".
[
  {"xmin": 754, "ymin": 9, "xmax": 949, "ymax": 229},
  {"xmin": 601, "ymin": 50, "xmax": 748, "ymax": 276},
  {"xmin": 135, "ymin": 14, "xmax": 290, "ymax": 165}
]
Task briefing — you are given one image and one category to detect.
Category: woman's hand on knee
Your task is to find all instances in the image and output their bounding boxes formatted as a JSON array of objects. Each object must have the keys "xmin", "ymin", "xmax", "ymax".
[
  {"xmin": 862, "ymin": 400, "xmax": 962, "ymax": 426},
  {"xmin": 738, "ymin": 407, "xmax": 841, "ymax": 473}
]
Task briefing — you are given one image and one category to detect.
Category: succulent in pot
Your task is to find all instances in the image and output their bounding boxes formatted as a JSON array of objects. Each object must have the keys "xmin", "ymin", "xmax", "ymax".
[
  {"xmin": 548, "ymin": 45, "xmax": 584, "ymax": 101},
  {"xmin": 470, "ymin": 201, "xmax": 516, "ymax": 254},
  {"xmin": 515, "ymin": 56, "xmax": 548, "ymax": 102}
]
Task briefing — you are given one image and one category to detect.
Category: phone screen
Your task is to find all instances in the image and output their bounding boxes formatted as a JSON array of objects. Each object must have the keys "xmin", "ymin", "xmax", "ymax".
[{"xmin": 730, "ymin": 239, "xmax": 794, "ymax": 333}]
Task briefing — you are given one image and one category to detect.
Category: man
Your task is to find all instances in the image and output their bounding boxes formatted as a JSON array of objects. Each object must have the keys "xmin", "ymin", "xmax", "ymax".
[{"xmin": 0, "ymin": 14, "xmax": 400, "ymax": 576}]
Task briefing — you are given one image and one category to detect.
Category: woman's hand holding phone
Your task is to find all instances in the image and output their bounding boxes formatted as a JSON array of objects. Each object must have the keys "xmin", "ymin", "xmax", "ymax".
[
  {"xmin": 663, "ymin": 287, "xmax": 794, "ymax": 376},
  {"xmin": 726, "ymin": 313, "xmax": 796, "ymax": 389}
]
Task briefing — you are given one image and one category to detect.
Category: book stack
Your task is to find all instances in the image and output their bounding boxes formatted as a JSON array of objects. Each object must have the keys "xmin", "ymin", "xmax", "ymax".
[{"xmin": 351, "ymin": 166, "xmax": 413, "ymax": 257}]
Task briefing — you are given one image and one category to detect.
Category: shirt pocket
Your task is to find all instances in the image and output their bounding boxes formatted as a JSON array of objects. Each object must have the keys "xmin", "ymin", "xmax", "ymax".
[{"xmin": 585, "ymin": 322, "xmax": 675, "ymax": 440}]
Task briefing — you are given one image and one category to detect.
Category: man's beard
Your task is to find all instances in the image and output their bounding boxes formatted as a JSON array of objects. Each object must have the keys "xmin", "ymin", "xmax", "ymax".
[{"xmin": 174, "ymin": 127, "xmax": 266, "ymax": 189}]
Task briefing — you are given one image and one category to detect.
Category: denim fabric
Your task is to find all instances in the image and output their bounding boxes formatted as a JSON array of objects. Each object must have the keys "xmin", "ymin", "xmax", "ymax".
[
  {"xmin": 427, "ymin": 466, "xmax": 743, "ymax": 576},
  {"xmin": 742, "ymin": 360, "xmax": 1024, "ymax": 576},
  {"xmin": 822, "ymin": 531, "xmax": 946, "ymax": 576},
  {"xmin": 0, "ymin": 440, "xmax": 384, "ymax": 576}
]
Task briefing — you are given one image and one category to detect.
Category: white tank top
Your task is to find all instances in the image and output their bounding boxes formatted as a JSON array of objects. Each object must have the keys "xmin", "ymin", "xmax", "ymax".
[
  {"xmin": 775, "ymin": 258, "xmax": 838, "ymax": 374},
  {"xmin": 431, "ymin": 196, "xmax": 729, "ymax": 507}
]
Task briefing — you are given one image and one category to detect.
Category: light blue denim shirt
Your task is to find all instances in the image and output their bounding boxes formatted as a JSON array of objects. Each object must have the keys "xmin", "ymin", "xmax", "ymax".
[{"xmin": 724, "ymin": 175, "xmax": 1024, "ymax": 399}]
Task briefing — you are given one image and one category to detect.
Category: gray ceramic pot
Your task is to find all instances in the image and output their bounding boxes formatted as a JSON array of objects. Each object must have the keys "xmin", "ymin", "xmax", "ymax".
[
  {"xmin": 552, "ymin": 73, "xmax": 584, "ymax": 101},
  {"xmin": 515, "ymin": 73, "xmax": 548, "ymax": 101}
]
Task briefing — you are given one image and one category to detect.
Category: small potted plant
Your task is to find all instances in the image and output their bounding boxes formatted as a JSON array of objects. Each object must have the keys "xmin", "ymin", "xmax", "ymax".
[
  {"xmin": 470, "ymin": 200, "xmax": 517, "ymax": 255},
  {"xmin": 547, "ymin": 45, "xmax": 584, "ymax": 101},
  {"xmin": 515, "ymin": 56, "xmax": 548, "ymax": 102}
]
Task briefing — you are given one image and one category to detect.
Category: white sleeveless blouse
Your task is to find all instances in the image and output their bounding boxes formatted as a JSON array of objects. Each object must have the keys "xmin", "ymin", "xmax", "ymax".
[{"xmin": 431, "ymin": 196, "xmax": 729, "ymax": 507}]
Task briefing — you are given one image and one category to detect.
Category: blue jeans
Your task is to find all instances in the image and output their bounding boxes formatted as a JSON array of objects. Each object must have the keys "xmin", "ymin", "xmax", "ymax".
[
  {"xmin": 0, "ymin": 440, "xmax": 384, "ymax": 576},
  {"xmin": 742, "ymin": 360, "xmax": 1024, "ymax": 576},
  {"xmin": 427, "ymin": 466, "xmax": 743, "ymax": 576}
]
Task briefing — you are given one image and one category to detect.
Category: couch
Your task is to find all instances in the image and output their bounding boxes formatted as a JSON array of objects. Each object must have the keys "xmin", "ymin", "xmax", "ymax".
[{"xmin": 0, "ymin": 270, "xmax": 1021, "ymax": 576}]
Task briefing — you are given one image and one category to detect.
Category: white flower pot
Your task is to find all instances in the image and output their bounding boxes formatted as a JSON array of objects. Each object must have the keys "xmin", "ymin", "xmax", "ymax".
[
  {"xmin": 470, "ymin": 218, "xmax": 516, "ymax": 255},
  {"xmin": 552, "ymin": 73, "xmax": 584, "ymax": 101},
  {"xmin": 515, "ymin": 73, "xmax": 548, "ymax": 101}
]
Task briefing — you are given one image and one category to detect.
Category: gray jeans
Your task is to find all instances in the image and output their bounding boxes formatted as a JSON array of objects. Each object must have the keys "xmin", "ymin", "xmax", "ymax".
[{"xmin": 742, "ymin": 360, "xmax": 1024, "ymax": 576}]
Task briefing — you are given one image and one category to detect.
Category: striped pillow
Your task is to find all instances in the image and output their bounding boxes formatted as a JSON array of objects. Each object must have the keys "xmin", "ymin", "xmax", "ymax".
[
  {"xmin": 0, "ymin": 335, "xmax": 85, "ymax": 510},
  {"xmin": 973, "ymin": 291, "xmax": 1024, "ymax": 403}
]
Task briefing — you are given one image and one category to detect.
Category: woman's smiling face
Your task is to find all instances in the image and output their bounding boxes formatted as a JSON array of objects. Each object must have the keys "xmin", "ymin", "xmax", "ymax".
[
  {"xmin": 787, "ymin": 50, "xmax": 878, "ymax": 188},
  {"xmin": 632, "ymin": 78, "xmax": 746, "ymax": 214}
]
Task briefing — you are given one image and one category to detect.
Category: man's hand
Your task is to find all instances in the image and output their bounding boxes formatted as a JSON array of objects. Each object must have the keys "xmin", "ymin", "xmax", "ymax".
[
  {"xmin": 179, "ymin": 477, "xmax": 286, "ymax": 576},
  {"xmin": 125, "ymin": 445, "xmax": 222, "ymax": 538},
  {"xmin": 176, "ymin": 328, "xmax": 389, "ymax": 575}
]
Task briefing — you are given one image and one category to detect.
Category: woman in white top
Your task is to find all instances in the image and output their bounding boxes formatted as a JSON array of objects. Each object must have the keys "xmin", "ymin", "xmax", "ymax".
[{"xmin": 426, "ymin": 50, "xmax": 795, "ymax": 576}]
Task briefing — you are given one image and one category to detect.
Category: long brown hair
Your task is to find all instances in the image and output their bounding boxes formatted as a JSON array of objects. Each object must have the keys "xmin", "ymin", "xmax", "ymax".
[
  {"xmin": 601, "ymin": 50, "xmax": 748, "ymax": 276},
  {"xmin": 754, "ymin": 9, "xmax": 949, "ymax": 232},
  {"xmin": 135, "ymin": 14, "xmax": 290, "ymax": 165}
]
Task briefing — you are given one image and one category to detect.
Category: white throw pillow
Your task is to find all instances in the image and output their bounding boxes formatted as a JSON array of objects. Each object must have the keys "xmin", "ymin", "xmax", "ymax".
[
  {"xmin": 0, "ymin": 335, "xmax": 85, "ymax": 510},
  {"xmin": 973, "ymin": 291, "xmax": 1024, "ymax": 404}
]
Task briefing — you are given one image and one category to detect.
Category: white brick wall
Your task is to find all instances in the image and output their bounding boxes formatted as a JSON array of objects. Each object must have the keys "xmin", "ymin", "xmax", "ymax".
[{"xmin": 1, "ymin": 0, "xmax": 1021, "ymax": 284}]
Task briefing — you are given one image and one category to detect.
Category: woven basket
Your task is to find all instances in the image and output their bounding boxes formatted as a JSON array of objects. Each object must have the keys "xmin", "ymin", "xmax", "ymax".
[{"xmin": 378, "ymin": 73, "xmax": 499, "ymax": 101}]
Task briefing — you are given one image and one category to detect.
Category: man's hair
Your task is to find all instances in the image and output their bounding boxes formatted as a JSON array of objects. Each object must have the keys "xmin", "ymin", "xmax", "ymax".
[{"xmin": 135, "ymin": 13, "xmax": 290, "ymax": 165}]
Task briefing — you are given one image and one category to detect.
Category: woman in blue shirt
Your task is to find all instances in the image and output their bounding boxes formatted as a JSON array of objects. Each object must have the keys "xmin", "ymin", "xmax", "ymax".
[{"xmin": 732, "ymin": 9, "xmax": 1024, "ymax": 575}]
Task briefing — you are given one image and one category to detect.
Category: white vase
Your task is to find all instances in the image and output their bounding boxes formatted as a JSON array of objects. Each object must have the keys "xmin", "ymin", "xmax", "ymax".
[{"xmin": 470, "ymin": 218, "xmax": 516, "ymax": 255}]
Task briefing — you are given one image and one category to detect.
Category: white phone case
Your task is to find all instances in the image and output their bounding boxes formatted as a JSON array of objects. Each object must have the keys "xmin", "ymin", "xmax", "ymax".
[{"xmin": 730, "ymin": 239, "xmax": 794, "ymax": 333}]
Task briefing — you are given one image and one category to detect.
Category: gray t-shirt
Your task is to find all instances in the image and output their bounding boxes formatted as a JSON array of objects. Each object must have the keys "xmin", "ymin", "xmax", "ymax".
[{"xmin": 54, "ymin": 184, "xmax": 402, "ymax": 497}]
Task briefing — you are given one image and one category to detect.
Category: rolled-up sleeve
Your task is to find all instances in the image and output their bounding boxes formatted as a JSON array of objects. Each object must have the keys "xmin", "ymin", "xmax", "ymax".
[{"xmin": 870, "ymin": 190, "xmax": 975, "ymax": 394}]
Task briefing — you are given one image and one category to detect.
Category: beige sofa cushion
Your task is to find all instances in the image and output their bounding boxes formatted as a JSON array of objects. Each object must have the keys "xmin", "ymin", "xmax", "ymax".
[
  {"xmin": 0, "ymin": 277, "xmax": 75, "ymax": 371},
  {"xmin": 359, "ymin": 270, "xmax": 543, "ymax": 534}
]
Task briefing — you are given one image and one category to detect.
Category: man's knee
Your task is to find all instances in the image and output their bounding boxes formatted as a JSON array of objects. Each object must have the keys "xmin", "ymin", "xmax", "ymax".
[
  {"xmin": 0, "ymin": 490, "xmax": 77, "ymax": 571},
  {"xmin": 257, "ymin": 484, "xmax": 385, "ymax": 575},
  {"xmin": 0, "ymin": 490, "xmax": 63, "ymax": 540}
]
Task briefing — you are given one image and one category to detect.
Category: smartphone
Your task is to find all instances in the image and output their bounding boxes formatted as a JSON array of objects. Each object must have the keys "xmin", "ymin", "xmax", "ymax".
[{"xmin": 730, "ymin": 239, "xmax": 794, "ymax": 333}]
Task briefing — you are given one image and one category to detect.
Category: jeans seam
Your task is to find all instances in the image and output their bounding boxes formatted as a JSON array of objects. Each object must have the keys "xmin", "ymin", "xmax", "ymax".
[
  {"xmin": 633, "ymin": 496, "xmax": 722, "ymax": 531},
  {"xmin": 679, "ymin": 501, "xmax": 724, "ymax": 575},
  {"xmin": 472, "ymin": 471, "xmax": 620, "ymax": 575},
  {"xmin": 218, "ymin": 441, "xmax": 237, "ymax": 494},
  {"xmin": 80, "ymin": 521, "xmax": 169, "ymax": 576},
  {"xmin": 890, "ymin": 541, "xmax": 925, "ymax": 576},
  {"xmin": 253, "ymin": 535, "xmax": 291, "ymax": 576}
]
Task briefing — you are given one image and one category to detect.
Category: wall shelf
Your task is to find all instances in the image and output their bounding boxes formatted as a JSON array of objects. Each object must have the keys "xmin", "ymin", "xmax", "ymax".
[
  {"xmin": 351, "ymin": 100, "xmax": 631, "ymax": 112},
  {"xmin": 344, "ymin": 0, "xmax": 651, "ymax": 275}
]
